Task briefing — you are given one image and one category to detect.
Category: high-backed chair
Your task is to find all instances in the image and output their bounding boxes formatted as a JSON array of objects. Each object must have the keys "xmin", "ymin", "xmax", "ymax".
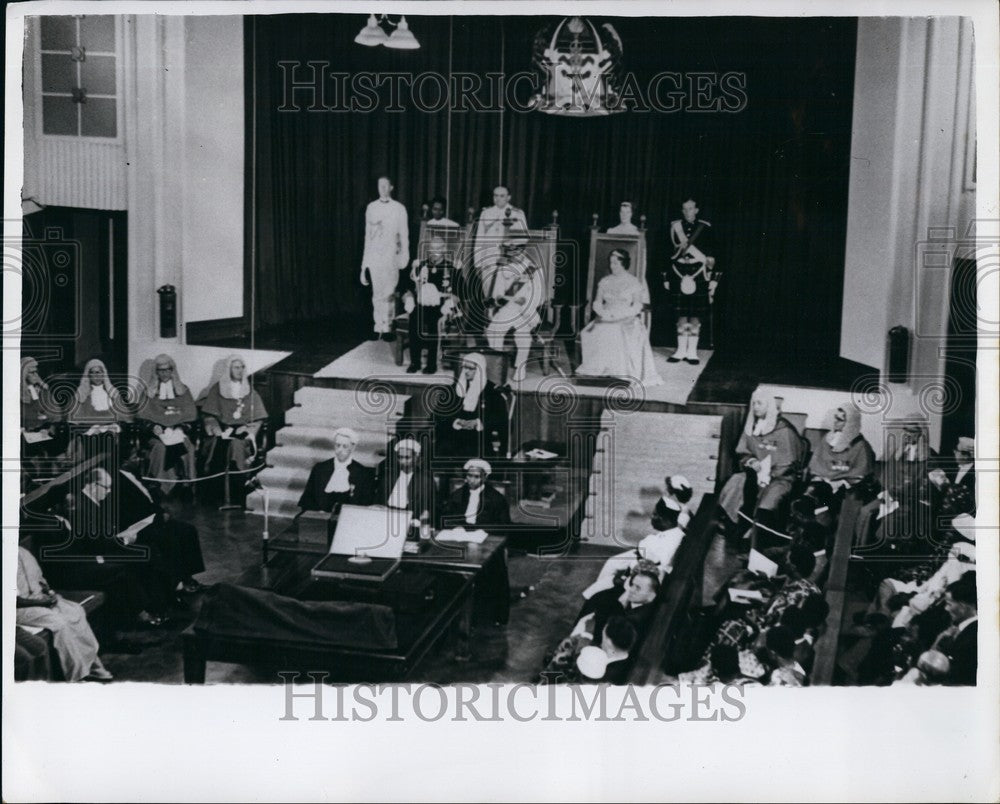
[
  {"xmin": 481, "ymin": 216, "xmax": 562, "ymax": 375},
  {"xmin": 573, "ymin": 216, "xmax": 651, "ymax": 366},
  {"xmin": 391, "ymin": 213, "xmax": 471, "ymax": 367}
]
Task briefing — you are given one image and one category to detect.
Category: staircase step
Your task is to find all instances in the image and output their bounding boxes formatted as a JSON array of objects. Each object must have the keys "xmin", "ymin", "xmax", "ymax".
[
  {"xmin": 285, "ymin": 405, "xmax": 405, "ymax": 430},
  {"xmin": 274, "ymin": 425, "xmax": 391, "ymax": 453},
  {"xmin": 293, "ymin": 385, "xmax": 409, "ymax": 417}
]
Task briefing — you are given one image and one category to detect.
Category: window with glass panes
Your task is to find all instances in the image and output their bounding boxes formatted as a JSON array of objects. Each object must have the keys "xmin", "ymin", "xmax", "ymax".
[{"xmin": 39, "ymin": 15, "xmax": 118, "ymax": 138}]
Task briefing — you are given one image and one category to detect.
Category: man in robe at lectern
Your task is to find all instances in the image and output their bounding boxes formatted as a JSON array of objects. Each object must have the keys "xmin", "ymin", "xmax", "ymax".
[
  {"xmin": 471, "ymin": 186, "xmax": 529, "ymax": 337},
  {"xmin": 441, "ymin": 459, "xmax": 511, "ymax": 531},
  {"xmin": 298, "ymin": 428, "xmax": 375, "ymax": 514},
  {"xmin": 375, "ymin": 439, "xmax": 432, "ymax": 527},
  {"xmin": 361, "ymin": 176, "xmax": 410, "ymax": 340}
]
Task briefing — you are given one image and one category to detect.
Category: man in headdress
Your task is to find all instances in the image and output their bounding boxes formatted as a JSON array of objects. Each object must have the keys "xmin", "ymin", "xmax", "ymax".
[
  {"xmin": 298, "ymin": 427, "xmax": 375, "ymax": 513},
  {"xmin": 361, "ymin": 176, "xmax": 410, "ymax": 340},
  {"xmin": 441, "ymin": 459, "xmax": 511, "ymax": 531},
  {"xmin": 136, "ymin": 354, "xmax": 198, "ymax": 493},
  {"xmin": 375, "ymin": 438, "xmax": 432, "ymax": 522}
]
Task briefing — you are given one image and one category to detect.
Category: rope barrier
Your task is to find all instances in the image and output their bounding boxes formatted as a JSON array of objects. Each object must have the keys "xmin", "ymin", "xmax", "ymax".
[{"xmin": 737, "ymin": 509, "xmax": 792, "ymax": 540}]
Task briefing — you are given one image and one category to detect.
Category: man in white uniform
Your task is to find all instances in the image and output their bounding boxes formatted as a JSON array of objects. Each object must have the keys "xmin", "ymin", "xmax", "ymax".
[
  {"xmin": 473, "ymin": 186, "xmax": 529, "ymax": 300},
  {"xmin": 361, "ymin": 176, "xmax": 410, "ymax": 340}
]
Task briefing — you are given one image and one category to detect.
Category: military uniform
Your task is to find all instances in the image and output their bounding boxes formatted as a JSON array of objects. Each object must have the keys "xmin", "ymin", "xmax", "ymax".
[{"xmin": 666, "ymin": 216, "xmax": 715, "ymax": 364}]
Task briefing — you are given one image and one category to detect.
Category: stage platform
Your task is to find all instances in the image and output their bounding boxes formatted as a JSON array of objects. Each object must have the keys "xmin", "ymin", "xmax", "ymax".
[{"xmin": 313, "ymin": 340, "xmax": 714, "ymax": 408}]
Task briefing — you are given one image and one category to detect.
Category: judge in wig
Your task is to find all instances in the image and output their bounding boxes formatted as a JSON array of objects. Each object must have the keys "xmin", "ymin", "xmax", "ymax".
[
  {"xmin": 298, "ymin": 427, "xmax": 375, "ymax": 514},
  {"xmin": 717, "ymin": 390, "xmax": 804, "ymax": 537},
  {"xmin": 808, "ymin": 403, "xmax": 875, "ymax": 489},
  {"xmin": 136, "ymin": 354, "xmax": 198, "ymax": 491},
  {"xmin": 68, "ymin": 358, "xmax": 131, "ymax": 461},
  {"xmin": 21, "ymin": 356, "xmax": 65, "ymax": 467},
  {"xmin": 436, "ymin": 352, "xmax": 509, "ymax": 458},
  {"xmin": 198, "ymin": 355, "xmax": 268, "ymax": 473}
]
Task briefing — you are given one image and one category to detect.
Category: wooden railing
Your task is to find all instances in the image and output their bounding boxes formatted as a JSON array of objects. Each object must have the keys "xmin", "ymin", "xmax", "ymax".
[{"xmin": 810, "ymin": 491, "xmax": 864, "ymax": 685}]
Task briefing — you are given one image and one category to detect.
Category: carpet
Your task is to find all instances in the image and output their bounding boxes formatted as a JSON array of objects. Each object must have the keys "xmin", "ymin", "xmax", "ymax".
[{"xmin": 314, "ymin": 341, "xmax": 712, "ymax": 407}]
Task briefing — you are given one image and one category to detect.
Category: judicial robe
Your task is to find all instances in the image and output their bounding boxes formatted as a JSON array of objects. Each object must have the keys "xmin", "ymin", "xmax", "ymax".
[
  {"xmin": 374, "ymin": 459, "xmax": 433, "ymax": 515},
  {"xmin": 298, "ymin": 458, "xmax": 375, "ymax": 513},
  {"xmin": 809, "ymin": 434, "xmax": 876, "ymax": 483},
  {"xmin": 441, "ymin": 483, "xmax": 511, "ymax": 530}
]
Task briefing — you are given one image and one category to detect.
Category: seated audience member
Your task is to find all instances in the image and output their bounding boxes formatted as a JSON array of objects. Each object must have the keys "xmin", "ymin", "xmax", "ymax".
[
  {"xmin": 677, "ymin": 643, "xmax": 762, "ymax": 687},
  {"xmin": 582, "ymin": 506, "xmax": 685, "ymax": 599},
  {"xmin": 758, "ymin": 544, "xmax": 820, "ymax": 630},
  {"xmin": 654, "ymin": 474, "xmax": 694, "ymax": 530},
  {"xmin": 934, "ymin": 572, "xmax": 977, "ymax": 685},
  {"xmin": 21, "ymin": 356, "xmax": 66, "ymax": 470},
  {"xmin": 893, "ymin": 649, "xmax": 951, "ymax": 686},
  {"xmin": 717, "ymin": 390, "xmax": 804, "ymax": 540},
  {"xmin": 576, "ymin": 617, "xmax": 638, "ymax": 685},
  {"xmin": 436, "ymin": 352, "xmax": 509, "ymax": 458},
  {"xmin": 136, "ymin": 354, "xmax": 198, "ymax": 493},
  {"xmin": 376, "ymin": 439, "xmax": 432, "ymax": 525},
  {"xmin": 441, "ymin": 459, "xmax": 510, "ymax": 531},
  {"xmin": 928, "ymin": 435, "xmax": 976, "ymax": 517},
  {"xmin": 16, "ymin": 545, "xmax": 113, "ymax": 682},
  {"xmin": 298, "ymin": 428, "xmax": 375, "ymax": 514},
  {"xmin": 67, "ymin": 358, "xmax": 131, "ymax": 461},
  {"xmin": 763, "ymin": 625, "xmax": 808, "ymax": 686},
  {"xmin": 572, "ymin": 569, "xmax": 661, "ymax": 649},
  {"xmin": 28, "ymin": 504, "xmax": 171, "ymax": 630},
  {"xmin": 864, "ymin": 517, "xmax": 976, "ymax": 630},
  {"xmin": 58, "ymin": 466, "xmax": 206, "ymax": 597},
  {"xmin": 808, "ymin": 402, "xmax": 875, "ymax": 490},
  {"xmin": 198, "ymin": 354, "xmax": 268, "ymax": 473}
]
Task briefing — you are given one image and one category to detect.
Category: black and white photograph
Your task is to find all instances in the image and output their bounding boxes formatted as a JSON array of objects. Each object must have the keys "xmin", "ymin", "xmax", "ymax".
[{"xmin": 3, "ymin": 0, "xmax": 998, "ymax": 800}]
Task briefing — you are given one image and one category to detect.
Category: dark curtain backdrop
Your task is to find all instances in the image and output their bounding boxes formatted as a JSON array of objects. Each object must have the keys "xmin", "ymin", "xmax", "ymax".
[{"xmin": 248, "ymin": 15, "xmax": 856, "ymax": 358}]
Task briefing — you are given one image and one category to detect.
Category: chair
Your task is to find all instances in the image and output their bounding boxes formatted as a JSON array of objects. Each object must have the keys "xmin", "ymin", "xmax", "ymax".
[
  {"xmin": 391, "ymin": 213, "xmax": 472, "ymax": 367},
  {"xmin": 573, "ymin": 218, "xmax": 651, "ymax": 367},
  {"xmin": 480, "ymin": 218, "xmax": 563, "ymax": 375}
]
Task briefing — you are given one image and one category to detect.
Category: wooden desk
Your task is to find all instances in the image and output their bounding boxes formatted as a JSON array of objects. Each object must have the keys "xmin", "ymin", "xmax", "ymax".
[
  {"xmin": 182, "ymin": 552, "xmax": 474, "ymax": 683},
  {"xmin": 269, "ymin": 524, "xmax": 510, "ymax": 625}
]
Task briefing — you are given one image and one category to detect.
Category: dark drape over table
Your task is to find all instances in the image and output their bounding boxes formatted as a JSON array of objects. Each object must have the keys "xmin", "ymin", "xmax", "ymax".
[{"xmin": 248, "ymin": 15, "xmax": 856, "ymax": 358}]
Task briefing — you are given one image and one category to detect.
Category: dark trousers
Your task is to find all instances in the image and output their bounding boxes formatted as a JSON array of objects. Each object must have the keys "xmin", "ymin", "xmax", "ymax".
[{"xmin": 409, "ymin": 305, "xmax": 442, "ymax": 369}]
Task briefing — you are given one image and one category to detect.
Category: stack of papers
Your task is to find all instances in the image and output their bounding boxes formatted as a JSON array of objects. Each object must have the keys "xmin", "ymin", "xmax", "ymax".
[
  {"xmin": 525, "ymin": 448, "xmax": 558, "ymax": 460},
  {"xmin": 436, "ymin": 528, "xmax": 489, "ymax": 544}
]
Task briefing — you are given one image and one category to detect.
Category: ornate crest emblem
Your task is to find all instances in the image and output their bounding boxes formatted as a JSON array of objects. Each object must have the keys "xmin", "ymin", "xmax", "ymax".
[{"xmin": 532, "ymin": 17, "xmax": 625, "ymax": 116}]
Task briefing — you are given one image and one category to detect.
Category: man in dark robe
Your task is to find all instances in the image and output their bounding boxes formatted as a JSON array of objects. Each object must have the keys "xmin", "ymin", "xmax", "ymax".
[{"xmin": 440, "ymin": 459, "xmax": 511, "ymax": 531}]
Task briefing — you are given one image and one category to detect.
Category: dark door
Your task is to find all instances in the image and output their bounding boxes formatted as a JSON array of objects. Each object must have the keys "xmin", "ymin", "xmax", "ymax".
[{"xmin": 21, "ymin": 206, "xmax": 128, "ymax": 376}]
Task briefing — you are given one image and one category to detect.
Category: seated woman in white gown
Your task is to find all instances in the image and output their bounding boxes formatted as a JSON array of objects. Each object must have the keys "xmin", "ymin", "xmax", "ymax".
[{"xmin": 576, "ymin": 249, "xmax": 662, "ymax": 387}]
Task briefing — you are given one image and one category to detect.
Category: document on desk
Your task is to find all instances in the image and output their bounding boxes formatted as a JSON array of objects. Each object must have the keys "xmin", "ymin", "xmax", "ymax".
[
  {"xmin": 728, "ymin": 588, "xmax": 765, "ymax": 604},
  {"xmin": 22, "ymin": 430, "xmax": 52, "ymax": 444},
  {"xmin": 157, "ymin": 426, "xmax": 187, "ymax": 446},
  {"xmin": 436, "ymin": 528, "xmax": 489, "ymax": 544}
]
